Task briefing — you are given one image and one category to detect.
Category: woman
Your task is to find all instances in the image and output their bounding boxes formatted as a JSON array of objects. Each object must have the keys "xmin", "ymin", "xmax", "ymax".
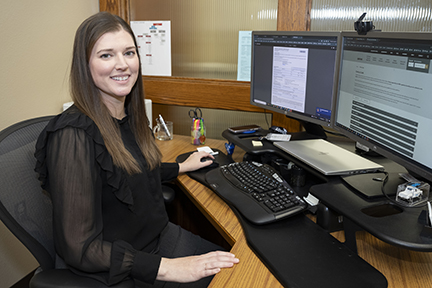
[{"xmin": 34, "ymin": 12, "xmax": 238, "ymax": 287}]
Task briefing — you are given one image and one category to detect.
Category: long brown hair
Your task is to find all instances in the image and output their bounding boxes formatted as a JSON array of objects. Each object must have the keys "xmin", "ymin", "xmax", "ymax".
[{"xmin": 70, "ymin": 12, "xmax": 162, "ymax": 173}]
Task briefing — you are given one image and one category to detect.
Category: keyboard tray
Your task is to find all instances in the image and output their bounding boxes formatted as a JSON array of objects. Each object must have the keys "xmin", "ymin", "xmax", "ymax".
[
  {"xmin": 177, "ymin": 152, "xmax": 387, "ymax": 287},
  {"xmin": 239, "ymin": 212, "xmax": 387, "ymax": 288}
]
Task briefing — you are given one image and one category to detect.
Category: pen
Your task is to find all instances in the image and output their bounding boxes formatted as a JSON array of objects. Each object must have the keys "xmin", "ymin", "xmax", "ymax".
[{"xmin": 158, "ymin": 114, "xmax": 171, "ymax": 138}]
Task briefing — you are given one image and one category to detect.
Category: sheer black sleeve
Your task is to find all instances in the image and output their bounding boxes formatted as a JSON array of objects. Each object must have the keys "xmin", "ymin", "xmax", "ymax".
[{"xmin": 41, "ymin": 127, "xmax": 161, "ymax": 285}]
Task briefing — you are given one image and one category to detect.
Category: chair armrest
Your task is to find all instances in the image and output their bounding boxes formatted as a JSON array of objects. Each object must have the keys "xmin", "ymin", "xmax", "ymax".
[{"xmin": 29, "ymin": 269, "xmax": 134, "ymax": 288}]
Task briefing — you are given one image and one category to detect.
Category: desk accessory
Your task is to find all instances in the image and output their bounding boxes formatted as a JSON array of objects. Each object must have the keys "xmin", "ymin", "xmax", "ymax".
[
  {"xmin": 228, "ymin": 124, "xmax": 261, "ymax": 134},
  {"xmin": 189, "ymin": 107, "xmax": 206, "ymax": 145},
  {"xmin": 263, "ymin": 133, "xmax": 291, "ymax": 142},
  {"xmin": 268, "ymin": 125, "xmax": 287, "ymax": 134},
  {"xmin": 396, "ymin": 174, "xmax": 430, "ymax": 207},
  {"xmin": 224, "ymin": 142, "xmax": 235, "ymax": 155},
  {"xmin": 158, "ymin": 114, "xmax": 171, "ymax": 138},
  {"xmin": 196, "ymin": 146, "xmax": 218, "ymax": 155},
  {"xmin": 153, "ymin": 115, "xmax": 173, "ymax": 141}
]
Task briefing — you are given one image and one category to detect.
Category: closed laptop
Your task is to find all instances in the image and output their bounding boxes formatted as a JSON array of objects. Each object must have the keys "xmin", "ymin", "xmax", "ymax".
[{"xmin": 274, "ymin": 139, "xmax": 384, "ymax": 176}]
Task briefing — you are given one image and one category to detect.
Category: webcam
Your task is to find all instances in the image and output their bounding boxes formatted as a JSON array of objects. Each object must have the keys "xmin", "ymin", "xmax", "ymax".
[{"xmin": 354, "ymin": 13, "xmax": 375, "ymax": 35}]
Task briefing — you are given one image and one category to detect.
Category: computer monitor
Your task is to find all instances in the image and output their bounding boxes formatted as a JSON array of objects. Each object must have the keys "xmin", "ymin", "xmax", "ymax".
[
  {"xmin": 250, "ymin": 31, "xmax": 341, "ymax": 139},
  {"xmin": 334, "ymin": 31, "xmax": 432, "ymax": 183}
]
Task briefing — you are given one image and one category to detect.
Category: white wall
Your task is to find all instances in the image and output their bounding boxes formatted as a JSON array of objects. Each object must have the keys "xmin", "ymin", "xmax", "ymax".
[{"xmin": 0, "ymin": 1, "xmax": 99, "ymax": 286}]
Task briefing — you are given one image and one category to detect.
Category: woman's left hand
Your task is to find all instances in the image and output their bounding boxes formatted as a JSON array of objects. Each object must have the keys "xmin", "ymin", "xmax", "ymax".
[
  {"xmin": 157, "ymin": 251, "xmax": 239, "ymax": 283},
  {"xmin": 178, "ymin": 151, "xmax": 214, "ymax": 173}
]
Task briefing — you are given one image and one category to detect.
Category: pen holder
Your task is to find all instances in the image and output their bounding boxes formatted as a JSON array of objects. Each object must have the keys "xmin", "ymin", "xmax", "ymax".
[
  {"xmin": 191, "ymin": 117, "xmax": 206, "ymax": 145},
  {"xmin": 153, "ymin": 118, "xmax": 173, "ymax": 141}
]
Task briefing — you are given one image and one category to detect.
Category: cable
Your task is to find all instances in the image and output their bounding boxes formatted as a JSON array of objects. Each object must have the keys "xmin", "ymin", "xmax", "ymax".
[{"xmin": 263, "ymin": 109, "xmax": 271, "ymax": 129}]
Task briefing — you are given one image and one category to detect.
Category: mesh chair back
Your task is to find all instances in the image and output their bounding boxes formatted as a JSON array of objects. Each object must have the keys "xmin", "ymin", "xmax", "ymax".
[{"xmin": 0, "ymin": 117, "xmax": 55, "ymax": 270}]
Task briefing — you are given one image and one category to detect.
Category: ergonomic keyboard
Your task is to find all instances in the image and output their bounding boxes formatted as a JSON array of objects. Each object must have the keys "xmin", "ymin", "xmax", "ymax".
[{"xmin": 205, "ymin": 161, "xmax": 308, "ymax": 225}]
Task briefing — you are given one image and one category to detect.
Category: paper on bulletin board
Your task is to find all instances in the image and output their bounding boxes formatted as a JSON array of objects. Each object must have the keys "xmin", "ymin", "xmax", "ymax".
[
  {"xmin": 237, "ymin": 31, "xmax": 252, "ymax": 81},
  {"xmin": 130, "ymin": 21, "xmax": 172, "ymax": 76}
]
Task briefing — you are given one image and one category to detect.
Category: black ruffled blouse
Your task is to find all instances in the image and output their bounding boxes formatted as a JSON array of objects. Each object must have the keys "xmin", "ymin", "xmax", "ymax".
[{"xmin": 34, "ymin": 105, "xmax": 179, "ymax": 285}]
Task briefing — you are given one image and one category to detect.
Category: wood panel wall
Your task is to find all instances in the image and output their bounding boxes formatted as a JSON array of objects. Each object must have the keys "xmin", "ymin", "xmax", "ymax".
[{"xmin": 99, "ymin": 0, "xmax": 311, "ymax": 132}]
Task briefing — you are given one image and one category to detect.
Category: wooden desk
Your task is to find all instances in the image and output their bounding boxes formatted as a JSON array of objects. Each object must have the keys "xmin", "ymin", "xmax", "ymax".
[{"xmin": 158, "ymin": 135, "xmax": 432, "ymax": 288}]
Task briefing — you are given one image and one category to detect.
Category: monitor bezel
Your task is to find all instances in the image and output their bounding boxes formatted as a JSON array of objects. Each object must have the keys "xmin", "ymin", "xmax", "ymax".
[
  {"xmin": 250, "ymin": 30, "xmax": 342, "ymax": 133},
  {"xmin": 333, "ymin": 31, "xmax": 432, "ymax": 183}
]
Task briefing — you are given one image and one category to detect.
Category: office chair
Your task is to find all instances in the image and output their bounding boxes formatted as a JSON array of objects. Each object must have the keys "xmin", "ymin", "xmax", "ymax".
[{"xmin": 0, "ymin": 116, "xmax": 134, "ymax": 288}]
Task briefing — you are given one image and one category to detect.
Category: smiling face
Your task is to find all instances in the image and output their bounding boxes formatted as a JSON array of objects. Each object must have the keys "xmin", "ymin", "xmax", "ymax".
[{"xmin": 89, "ymin": 29, "xmax": 139, "ymax": 104}]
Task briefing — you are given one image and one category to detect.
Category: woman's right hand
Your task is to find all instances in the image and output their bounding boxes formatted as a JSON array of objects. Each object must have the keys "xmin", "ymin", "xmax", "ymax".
[
  {"xmin": 156, "ymin": 251, "xmax": 239, "ymax": 283},
  {"xmin": 178, "ymin": 151, "xmax": 214, "ymax": 173}
]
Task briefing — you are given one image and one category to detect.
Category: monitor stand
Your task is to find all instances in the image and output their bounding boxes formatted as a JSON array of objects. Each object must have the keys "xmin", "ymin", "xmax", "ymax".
[
  {"xmin": 289, "ymin": 120, "xmax": 328, "ymax": 140},
  {"xmin": 341, "ymin": 172, "xmax": 405, "ymax": 199},
  {"xmin": 222, "ymin": 121, "xmax": 328, "ymax": 157}
]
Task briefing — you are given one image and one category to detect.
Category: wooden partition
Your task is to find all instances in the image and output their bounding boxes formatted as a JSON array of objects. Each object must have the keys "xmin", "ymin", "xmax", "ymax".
[{"xmin": 99, "ymin": 0, "xmax": 311, "ymax": 132}]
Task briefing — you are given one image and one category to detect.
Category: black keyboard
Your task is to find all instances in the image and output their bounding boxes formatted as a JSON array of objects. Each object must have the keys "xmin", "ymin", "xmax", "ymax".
[{"xmin": 205, "ymin": 161, "xmax": 308, "ymax": 225}]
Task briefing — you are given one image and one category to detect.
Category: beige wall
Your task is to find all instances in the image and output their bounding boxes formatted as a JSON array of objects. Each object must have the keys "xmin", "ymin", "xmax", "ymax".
[
  {"xmin": 0, "ymin": 0, "xmax": 99, "ymax": 131},
  {"xmin": 0, "ymin": 1, "xmax": 99, "ymax": 286}
]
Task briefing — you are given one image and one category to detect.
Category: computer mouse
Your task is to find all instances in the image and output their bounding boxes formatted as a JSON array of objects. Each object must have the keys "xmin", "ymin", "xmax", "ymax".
[
  {"xmin": 269, "ymin": 125, "xmax": 288, "ymax": 134},
  {"xmin": 200, "ymin": 157, "xmax": 219, "ymax": 168}
]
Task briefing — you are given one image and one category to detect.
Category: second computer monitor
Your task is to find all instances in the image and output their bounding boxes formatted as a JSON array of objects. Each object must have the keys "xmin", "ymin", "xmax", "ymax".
[
  {"xmin": 250, "ymin": 31, "xmax": 340, "ymax": 139},
  {"xmin": 334, "ymin": 31, "xmax": 432, "ymax": 183}
]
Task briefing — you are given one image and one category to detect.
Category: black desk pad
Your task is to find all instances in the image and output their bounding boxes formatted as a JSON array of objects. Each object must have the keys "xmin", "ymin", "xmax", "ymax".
[{"xmin": 175, "ymin": 148, "xmax": 234, "ymax": 186}]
